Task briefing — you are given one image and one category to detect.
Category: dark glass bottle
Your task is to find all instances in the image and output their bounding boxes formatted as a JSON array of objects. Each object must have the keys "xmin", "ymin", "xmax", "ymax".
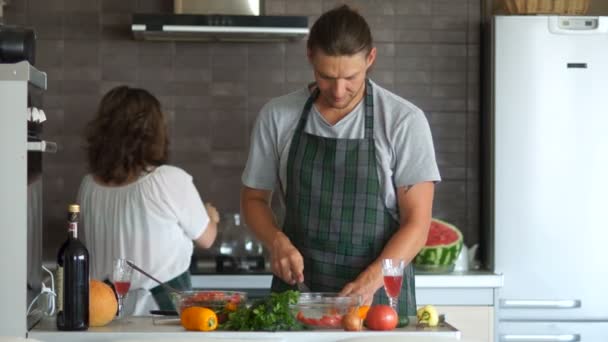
[{"xmin": 56, "ymin": 204, "xmax": 89, "ymax": 331}]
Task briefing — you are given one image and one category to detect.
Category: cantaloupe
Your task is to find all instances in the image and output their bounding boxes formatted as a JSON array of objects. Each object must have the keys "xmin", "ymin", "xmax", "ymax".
[{"xmin": 89, "ymin": 279, "xmax": 118, "ymax": 327}]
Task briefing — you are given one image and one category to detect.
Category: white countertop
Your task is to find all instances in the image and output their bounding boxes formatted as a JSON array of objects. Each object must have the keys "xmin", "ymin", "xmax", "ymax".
[
  {"xmin": 29, "ymin": 316, "xmax": 461, "ymax": 342},
  {"xmin": 191, "ymin": 271, "xmax": 503, "ymax": 290}
]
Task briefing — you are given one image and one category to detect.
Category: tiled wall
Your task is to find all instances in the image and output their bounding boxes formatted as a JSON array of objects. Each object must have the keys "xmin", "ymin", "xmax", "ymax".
[{"xmin": 4, "ymin": 0, "xmax": 482, "ymax": 260}]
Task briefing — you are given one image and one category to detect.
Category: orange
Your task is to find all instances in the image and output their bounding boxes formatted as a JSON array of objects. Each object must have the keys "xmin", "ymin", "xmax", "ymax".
[
  {"xmin": 180, "ymin": 307, "xmax": 218, "ymax": 331},
  {"xmin": 358, "ymin": 305, "xmax": 371, "ymax": 320},
  {"xmin": 225, "ymin": 301, "xmax": 237, "ymax": 312},
  {"xmin": 89, "ymin": 279, "xmax": 118, "ymax": 327}
]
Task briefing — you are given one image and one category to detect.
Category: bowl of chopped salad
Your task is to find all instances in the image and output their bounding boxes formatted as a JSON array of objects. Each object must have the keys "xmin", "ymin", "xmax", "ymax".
[
  {"xmin": 290, "ymin": 292, "xmax": 361, "ymax": 329},
  {"xmin": 171, "ymin": 290, "xmax": 247, "ymax": 323}
]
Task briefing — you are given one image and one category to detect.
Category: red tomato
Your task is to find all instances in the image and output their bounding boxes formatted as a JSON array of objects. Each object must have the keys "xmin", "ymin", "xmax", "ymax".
[
  {"xmin": 364, "ymin": 305, "xmax": 398, "ymax": 331},
  {"xmin": 296, "ymin": 312, "xmax": 315, "ymax": 326},
  {"xmin": 320, "ymin": 315, "xmax": 341, "ymax": 328}
]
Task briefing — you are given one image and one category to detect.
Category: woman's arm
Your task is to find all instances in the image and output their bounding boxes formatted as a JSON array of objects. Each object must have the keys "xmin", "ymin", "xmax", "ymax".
[{"xmin": 194, "ymin": 203, "xmax": 219, "ymax": 249}]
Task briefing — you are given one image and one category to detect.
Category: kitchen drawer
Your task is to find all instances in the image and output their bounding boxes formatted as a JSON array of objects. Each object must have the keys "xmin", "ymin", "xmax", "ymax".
[{"xmin": 499, "ymin": 321, "xmax": 608, "ymax": 342}]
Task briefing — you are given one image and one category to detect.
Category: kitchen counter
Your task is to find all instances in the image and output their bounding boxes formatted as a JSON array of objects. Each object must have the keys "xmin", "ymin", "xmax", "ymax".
[{"xmin": 29, "ymin": 316, "xmax": 461, "ymax": 342}]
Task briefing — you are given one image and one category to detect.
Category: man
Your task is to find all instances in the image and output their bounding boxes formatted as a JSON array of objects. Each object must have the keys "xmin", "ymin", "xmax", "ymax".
[{"xmin": 241, "ymin": 5, "xmax": 440, "ymax": 316}]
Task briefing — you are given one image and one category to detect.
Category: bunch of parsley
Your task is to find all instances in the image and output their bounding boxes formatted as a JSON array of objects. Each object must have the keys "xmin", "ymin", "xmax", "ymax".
[{"xmin": 222, "ymin": 290, "xmax": 303, "ymax": 331}]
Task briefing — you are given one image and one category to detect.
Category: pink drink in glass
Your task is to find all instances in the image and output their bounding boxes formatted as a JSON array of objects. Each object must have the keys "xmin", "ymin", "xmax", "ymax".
[
  {"xmin": 383, "ymin": 275, "xmax": 403, "ymax": 298},
  {"xmin": 113, "ymin": 258, "xmax": 133, "ymax": 319},
  {"xmin": 382, "ymin": 258, "xmax": 406, "ymax": 314},
  {"xmin": 114, "ymin": 281, "xmax": 131, "ymax": 296}
]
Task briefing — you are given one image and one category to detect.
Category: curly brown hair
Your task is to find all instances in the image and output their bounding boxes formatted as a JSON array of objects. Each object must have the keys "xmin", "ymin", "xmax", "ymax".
[{"xmin": 86, "ymin": 86, "xmax": 169, "ymax": 184}]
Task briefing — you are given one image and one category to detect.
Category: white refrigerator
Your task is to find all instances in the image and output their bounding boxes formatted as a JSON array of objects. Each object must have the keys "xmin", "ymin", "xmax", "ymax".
[{"xmin": 486, "ymin": 15, "xmax": 608, "ymax": 341}]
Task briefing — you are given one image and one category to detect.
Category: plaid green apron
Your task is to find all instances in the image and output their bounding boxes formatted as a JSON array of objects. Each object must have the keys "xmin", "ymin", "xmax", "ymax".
[{"xmin": 271, "ymin": 80, "xmax": 416, "ymax": 315}]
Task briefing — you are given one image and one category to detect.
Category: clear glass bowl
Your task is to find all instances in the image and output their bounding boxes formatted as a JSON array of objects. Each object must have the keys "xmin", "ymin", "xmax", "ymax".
[
  {"xmin": 170, "ymin": 290, "xmax": 247, "ymax": 316},
  {"xmin": 290, "ymin": 292, "xmax": 361, "ymax": 329}
]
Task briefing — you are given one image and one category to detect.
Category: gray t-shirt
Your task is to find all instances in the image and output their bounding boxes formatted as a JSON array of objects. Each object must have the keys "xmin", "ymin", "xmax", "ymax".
[{"xmin": 242, "ymin": 80, "xmax": 441, "ymax": 220}]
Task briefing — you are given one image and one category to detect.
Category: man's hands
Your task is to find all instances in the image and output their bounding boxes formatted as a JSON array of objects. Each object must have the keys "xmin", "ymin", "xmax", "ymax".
[
  {"xmin": 241, "ymin": 187, "xmax": 304, "ymax": 285},
  {"xmin": 270, "ymin": 231, "xmax": 304, "ymax": 285},
  {"xmin": 339, "ymin": 263, "xmax": 384, "ymax": 306}
]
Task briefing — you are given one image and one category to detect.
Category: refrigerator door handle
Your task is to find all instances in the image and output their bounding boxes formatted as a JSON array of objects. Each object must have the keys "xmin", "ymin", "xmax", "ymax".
[
  {"xmin": 27, "ymin": 140, "xmax": 57, "ymax": 153},
  {"xmin": 500, "ymin": 334, "xmax": 580, "ymax": 342},
  {"xmin": 500, "ymin": 299, "xmax": 582, "ymax": 309}
]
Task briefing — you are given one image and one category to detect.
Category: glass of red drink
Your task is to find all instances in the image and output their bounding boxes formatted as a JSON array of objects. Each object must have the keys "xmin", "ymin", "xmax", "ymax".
[
  {"xmin": 381, "ymin": 258, "xmax": 405, "ymax": 314},
  {"xmin": 112, "ymin": 258, "xmax": 133, "ymax": 319}
]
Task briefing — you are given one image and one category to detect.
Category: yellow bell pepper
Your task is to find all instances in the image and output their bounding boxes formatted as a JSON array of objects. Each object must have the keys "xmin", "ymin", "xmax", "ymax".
[
  {"xmin": 180, "ymin": 307, "xmax": 218, "ymax": 331},
  {"xmin": 416, "ymin": 305, "xmax": 439, "ymax": 327}
]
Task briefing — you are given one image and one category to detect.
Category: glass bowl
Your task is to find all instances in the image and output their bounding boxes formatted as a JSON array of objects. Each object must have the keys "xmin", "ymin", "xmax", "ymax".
[
  {"xmin": 171, "ymin": 290, "xmax": 247, "ymax": 322},
  {"xmin": 290, "ymin": 292, "xmax": 361, "ymax": 329}
]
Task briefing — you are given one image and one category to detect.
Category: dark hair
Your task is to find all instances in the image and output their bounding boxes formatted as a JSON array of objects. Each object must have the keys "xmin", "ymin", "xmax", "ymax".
[
  {"xmin": 307, "ymin": 4, "xmax": 373, "ymax": 57},
  {"xmin": 86, "ymin": 86, "xmax": 168, "ymax": 184}
]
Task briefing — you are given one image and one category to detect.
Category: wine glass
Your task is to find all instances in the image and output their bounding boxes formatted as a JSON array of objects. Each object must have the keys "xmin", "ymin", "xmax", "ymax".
[
  {"xmin": 112, "ymin": 258, "xmax": 133, "ymax": 319},
  {"xmin": 382, "ymin": 258, "xmax": 405, "ymax": 314}
]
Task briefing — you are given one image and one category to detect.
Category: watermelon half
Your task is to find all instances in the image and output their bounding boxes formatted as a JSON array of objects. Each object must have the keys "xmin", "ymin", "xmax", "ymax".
[{"xmin": 414, "ymin": 218, "xmax": 463, "ymax": 272}]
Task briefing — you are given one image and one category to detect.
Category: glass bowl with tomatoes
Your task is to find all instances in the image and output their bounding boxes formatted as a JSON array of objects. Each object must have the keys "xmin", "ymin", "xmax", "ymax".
[
  {"xmin": 171, "ymin": 290, "xmax": 247, "ymax": 324},
  {"xmin": 290, "ymin": 292, "xmax": 361, "ymax": 329}
]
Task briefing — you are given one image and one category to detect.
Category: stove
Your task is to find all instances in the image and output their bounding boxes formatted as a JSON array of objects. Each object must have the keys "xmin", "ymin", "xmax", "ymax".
[{"xmin": 190, "ymin": 255, "xmax": 271, "ymax": 275}]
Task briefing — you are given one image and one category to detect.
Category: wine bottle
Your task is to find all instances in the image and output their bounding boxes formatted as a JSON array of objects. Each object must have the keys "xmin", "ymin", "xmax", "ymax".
[
  {"xmin": 56, "ymin": 204, "xmax": 89, "ymax": 331},
  {"xmin": 55, "ymin": 223, "xmax": 69, "ymax": 312}
]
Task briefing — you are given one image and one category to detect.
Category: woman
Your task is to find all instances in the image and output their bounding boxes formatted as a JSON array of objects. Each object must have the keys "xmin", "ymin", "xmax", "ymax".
[{"xmin": 77, "ymin": 86, "xmax": 218, "ymax": 314}]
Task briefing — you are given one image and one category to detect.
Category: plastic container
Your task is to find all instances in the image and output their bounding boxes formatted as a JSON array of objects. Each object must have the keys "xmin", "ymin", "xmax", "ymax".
[{"xmin": 290, "ymin": 292, "xmax": 361, "ymax": 329}]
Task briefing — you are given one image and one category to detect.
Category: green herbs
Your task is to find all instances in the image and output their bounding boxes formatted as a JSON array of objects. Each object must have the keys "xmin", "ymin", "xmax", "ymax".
[{"xmin": 222, "ymin": 290, "xmax": 303, "ymax": 331}]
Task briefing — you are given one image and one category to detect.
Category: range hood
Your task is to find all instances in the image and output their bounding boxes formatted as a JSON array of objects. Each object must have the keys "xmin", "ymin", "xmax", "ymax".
[
  {"xmin": 131, "ymin": 0, "xmax": 308, "ymax": 42},
  {"xmin": 132, "ymin": 14, "xmax": 308, "ymax": 42}
]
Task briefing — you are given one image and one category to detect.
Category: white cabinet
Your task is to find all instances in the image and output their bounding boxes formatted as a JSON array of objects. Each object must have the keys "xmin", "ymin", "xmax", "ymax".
[
  {"xmin": 499, "ymin": 321, "xmax": 608, "ymax": 342},
  {"xmin": 436, "ymin": 306, "xmax": 494, "ymax": 342},
  {"xmin": 415, "ymin": 272, "xmax": 502, "ymax": 340}
]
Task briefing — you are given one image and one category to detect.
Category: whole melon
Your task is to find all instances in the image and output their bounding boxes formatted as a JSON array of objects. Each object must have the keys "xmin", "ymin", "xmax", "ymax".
[
  {"xmin": 414, "ymin": 218, "xmax": 463, "ymax": 272},
  {"xmin": 89, "ymin": 279, "xmax": 118, "ymax": 327}
]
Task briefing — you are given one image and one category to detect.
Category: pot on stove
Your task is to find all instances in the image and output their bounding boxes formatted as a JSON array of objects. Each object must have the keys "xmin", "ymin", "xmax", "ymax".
[{"xmin": 216, "ymin": 213, "xmax": 266, "ymax": 272}]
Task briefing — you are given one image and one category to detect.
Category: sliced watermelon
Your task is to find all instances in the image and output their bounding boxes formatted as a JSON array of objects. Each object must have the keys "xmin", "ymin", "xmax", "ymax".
[{"xmin": 414, "ymin": 218, "xmax": 463, "ymax": 272}]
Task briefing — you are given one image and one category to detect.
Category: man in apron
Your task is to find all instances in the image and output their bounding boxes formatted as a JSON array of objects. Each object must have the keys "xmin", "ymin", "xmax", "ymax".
[{"xmin": 241, "ymin": 5, "xmax": 440, "ymax": 316}]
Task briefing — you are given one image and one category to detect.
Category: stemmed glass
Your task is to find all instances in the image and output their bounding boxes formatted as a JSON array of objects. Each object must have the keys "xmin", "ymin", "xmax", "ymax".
[
  {"xmin": 112, "ymin": 258, "xmax": 133, "ymax": 319},
  {"xmin": 382, "ymin": 258, "xmax": 405, "ymax": 314}
]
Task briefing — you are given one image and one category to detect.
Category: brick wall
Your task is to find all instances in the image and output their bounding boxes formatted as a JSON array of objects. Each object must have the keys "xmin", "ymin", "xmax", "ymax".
[{"xmin": 4, "ymin": 0, "xmax": 482, "ymax": 260}]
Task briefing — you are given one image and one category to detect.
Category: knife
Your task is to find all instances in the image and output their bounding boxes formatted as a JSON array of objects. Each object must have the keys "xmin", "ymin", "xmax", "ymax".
[
  {"xmin": 150, "ymin": 310, "xmax": 178, "ymax": 316},
  {"xmin": 296, "ymin": 282, "xmax": 310, "ymax": 292}
]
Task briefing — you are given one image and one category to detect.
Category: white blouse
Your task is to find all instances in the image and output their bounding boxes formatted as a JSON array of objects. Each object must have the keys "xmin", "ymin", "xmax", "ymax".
[{"xmin": 77, "ymin": 165, "xmax": 209, "ymax": 314}]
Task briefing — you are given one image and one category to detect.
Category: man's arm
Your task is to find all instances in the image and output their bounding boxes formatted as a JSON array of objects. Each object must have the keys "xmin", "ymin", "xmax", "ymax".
[
  {"xmin": 339, "ymin": 181, "xmax": 434, "ymax": 304},
  {"xmin": 241, "ymin": 186, "xmax": 304, "ymax": 285}
]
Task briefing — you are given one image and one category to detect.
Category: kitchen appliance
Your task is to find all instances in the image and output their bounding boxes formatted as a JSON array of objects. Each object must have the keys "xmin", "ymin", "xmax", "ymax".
[
  {"xmin": 131, "ymin": 0, "xmax": 308, "ymax": 42},
  {"xmin": 190, "ymin": 213, "xmax": 269, "ymax": 274},
  {"xmin": 0, "ymin": 25, "xmax": 36, "ymax": 64},
  {"xmin": 1, "ymin": 59, "xmax": 48, "ymax": 335},
  {"xmin": 483, "ymin": 16, "xmax": 608, "ymax": 341}
]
